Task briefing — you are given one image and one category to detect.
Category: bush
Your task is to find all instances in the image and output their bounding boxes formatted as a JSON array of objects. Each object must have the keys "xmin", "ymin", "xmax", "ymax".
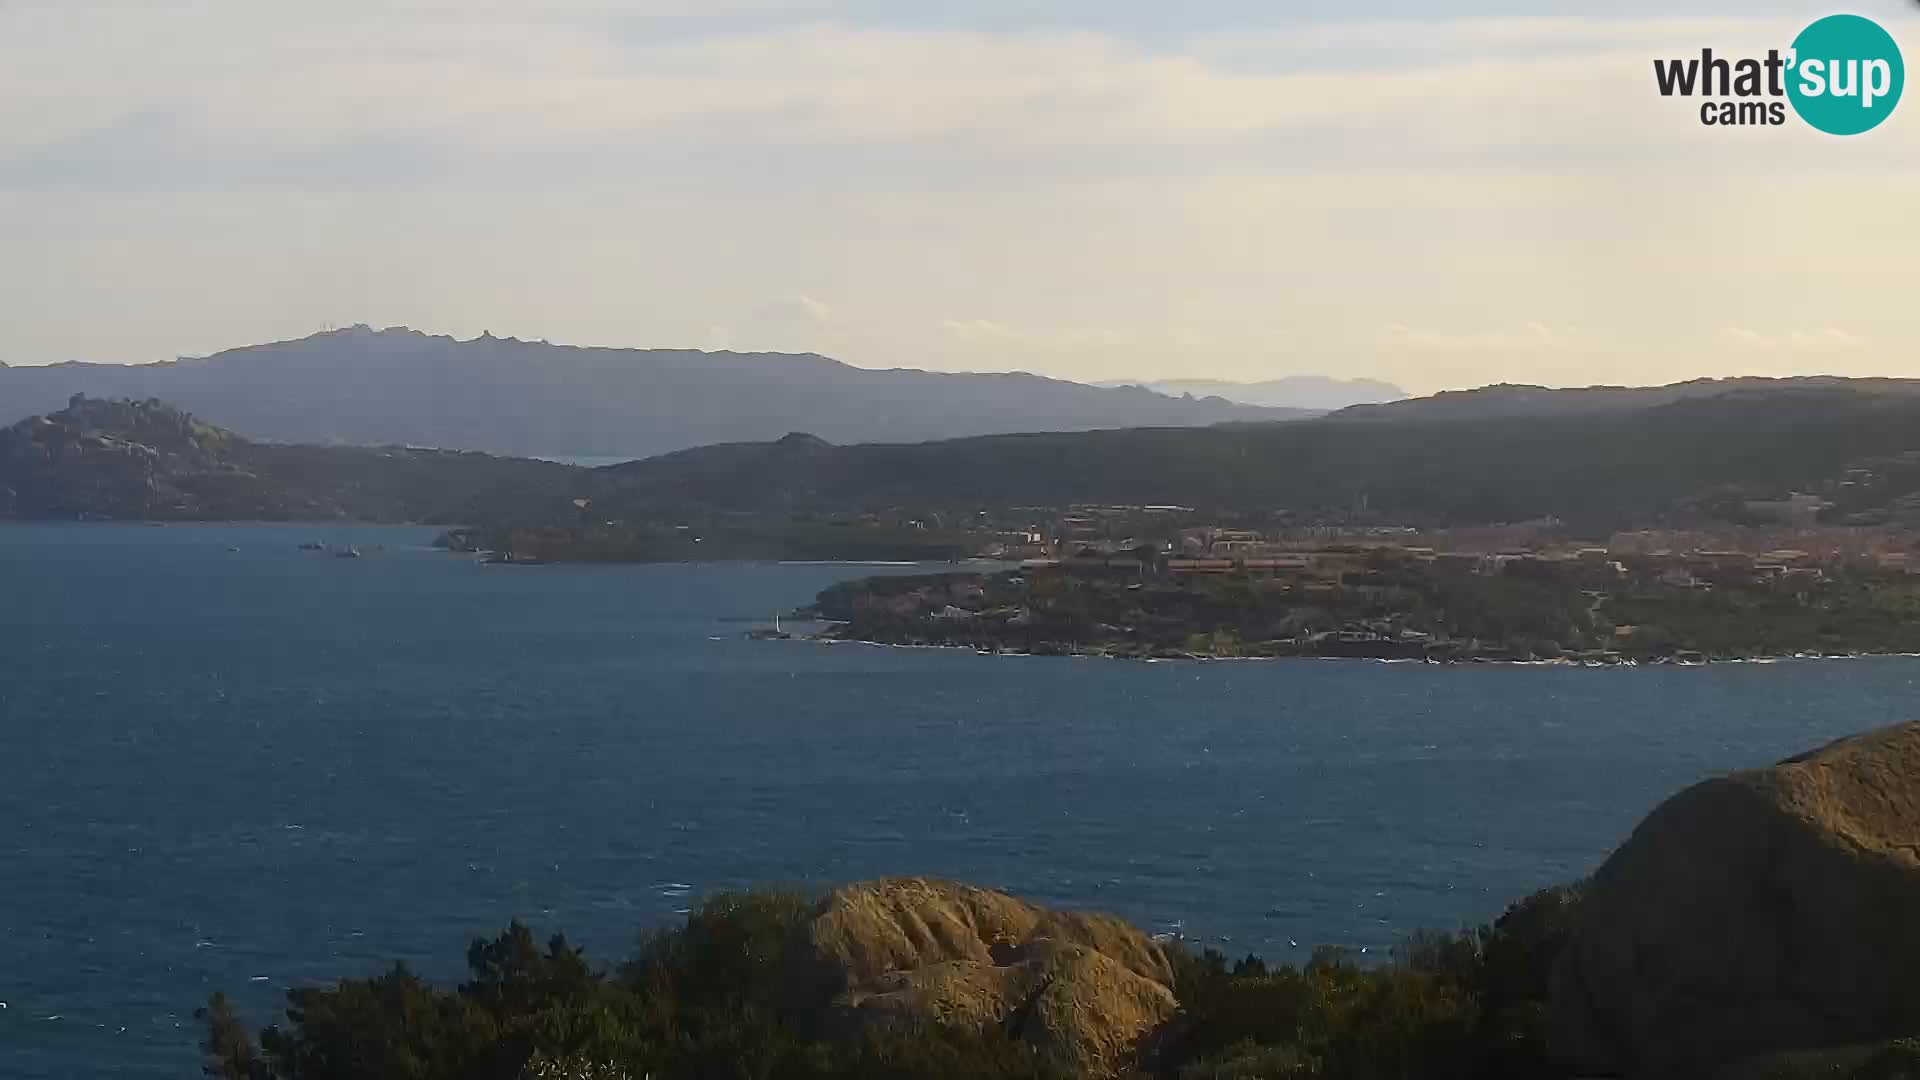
[
  {"xmin": 1761, "ymin": 1039, "xmax": 1920, "ymax": 1080},
  {"xmin": 621, "ymin": 889, "xmax": 812, "ymax": 1012},
  {"xmin": 1167, "ymin": 886, "xmax": 1583, "ymax": 1080},
  {"xmin": 202, "ymin": 885, "xmax": 1585, "ymax": 1080},
  {"xmin": 1178, "ymin": 1040, "xmax": 1321, "ymax": 1079},
  {"xmin": 205, "ymin": 891, "xmax": 1075, "ymax": 1080},
  {"xmin": 519, "ymin": 1054, "xmax": 634, "ymax": 1080}
]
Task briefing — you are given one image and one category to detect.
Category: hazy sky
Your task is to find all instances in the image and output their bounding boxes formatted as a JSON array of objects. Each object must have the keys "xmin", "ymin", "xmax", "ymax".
[{"xmin": 3, "ymin": 1, "xmax": 1917, "ymax": 394}]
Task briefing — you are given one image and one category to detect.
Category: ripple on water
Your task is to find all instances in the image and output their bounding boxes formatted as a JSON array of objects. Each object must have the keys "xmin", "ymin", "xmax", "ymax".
[{"xmin": 0, "ymin": 526, "xmax": 1910, "ymax": 1078}]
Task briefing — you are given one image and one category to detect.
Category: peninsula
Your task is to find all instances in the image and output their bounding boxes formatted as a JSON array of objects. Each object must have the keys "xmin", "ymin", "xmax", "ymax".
[{"xmin": 807, "ymin": 537, "xmax": 1920, "ymax": 663}]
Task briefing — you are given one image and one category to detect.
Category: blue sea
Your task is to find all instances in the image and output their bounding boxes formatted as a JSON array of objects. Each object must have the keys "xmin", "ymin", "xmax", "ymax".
[{"xmin": 3, "ymin": 523, "xmax": 1915, "ymax": 1077}]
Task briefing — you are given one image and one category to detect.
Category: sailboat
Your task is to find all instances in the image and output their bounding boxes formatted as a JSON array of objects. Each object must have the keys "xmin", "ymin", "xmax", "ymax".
[{"xmin": 745, "ymin": 612, "xmax": 792, "ymax": 640}]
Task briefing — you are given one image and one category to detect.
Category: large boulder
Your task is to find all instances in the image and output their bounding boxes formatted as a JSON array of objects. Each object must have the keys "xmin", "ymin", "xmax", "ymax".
[
  {"xmin": 1551, "ymin": 722, "xmax": 1920, "ymax": 1077},
  {"xmin": 786, "ymin": 878, "xmax": 1176, "ymax": 1076}
]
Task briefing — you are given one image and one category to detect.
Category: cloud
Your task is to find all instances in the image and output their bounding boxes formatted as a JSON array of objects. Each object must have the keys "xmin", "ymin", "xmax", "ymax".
[
  {"xmin": 730, "ymin": 294, "xmax": 838, "ymax": 351},
  {"xmin": 1378, "ymin": 322, "xmax": 1586, "ymax": 354},
  {"xmin": 6, "ymin": 8, "xmax": 1913, "ymax": 193},
  {"xmin": 3, "ymin": 6, "xmax": 1918, "ymax": 395},
  {"xmin": 936, "ymin": 319, "xmax": 1135, "ymax": 349},
  {"xmin": 936, "ymin": 319, "xmax": 1015, "ymax": 341},
  {"xmin": 1721, "ymin": 327, "xmax": 1867, "ymax": 351},
  {"xmin": 1195, "ymin": 16, "xmax": 1775, "ymax": 61}
]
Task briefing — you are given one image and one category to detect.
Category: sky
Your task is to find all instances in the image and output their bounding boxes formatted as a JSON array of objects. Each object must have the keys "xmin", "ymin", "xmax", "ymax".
[{"xmin": 2, "ymin": 0, "xmax": 1917, "ymax": 395}]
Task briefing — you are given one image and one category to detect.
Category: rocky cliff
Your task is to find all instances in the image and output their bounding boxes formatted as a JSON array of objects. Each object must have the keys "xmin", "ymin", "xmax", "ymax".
[
  {"xmin": 785, "ymin": 878, "xmax": 1177, "ymax": 1078},
  {"xmin": 1551, "ymin": 722, "xmax": 1920, "ymax": 1078}
]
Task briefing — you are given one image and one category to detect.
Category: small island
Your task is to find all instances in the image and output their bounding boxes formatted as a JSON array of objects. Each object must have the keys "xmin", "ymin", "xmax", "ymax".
[{"xmin": 805, "ymin": 541, "xmax": 1920, "ymax": 663}]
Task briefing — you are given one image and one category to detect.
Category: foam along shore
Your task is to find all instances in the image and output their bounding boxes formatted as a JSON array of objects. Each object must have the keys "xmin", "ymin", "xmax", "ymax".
[{"xmin": 797, "ymin": 630, "xmax": 1919, "ymax": 666}]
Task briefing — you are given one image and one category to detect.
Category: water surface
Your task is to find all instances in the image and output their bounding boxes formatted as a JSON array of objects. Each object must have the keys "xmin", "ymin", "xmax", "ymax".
[{"xmin": 2, "ymin": 523, "xmax": 1913, "ymax": 1077}]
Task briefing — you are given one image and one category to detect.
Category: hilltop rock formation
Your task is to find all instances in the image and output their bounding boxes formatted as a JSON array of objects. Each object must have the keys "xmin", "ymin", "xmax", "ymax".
[
  {"xmin": 0, "ymin": 395, "xmax": 226, "ymax": 519},
  {"xmin": 0, "ymin": 395, "xmax": 575, "ymax": 522},
  {"xmin": 786, "ymin": 878, "xmax": 1177, "ymax": 1077},
  {"xmin": 1551, "ymin": 722, "xmax": 1920, "ymax": 1078}
]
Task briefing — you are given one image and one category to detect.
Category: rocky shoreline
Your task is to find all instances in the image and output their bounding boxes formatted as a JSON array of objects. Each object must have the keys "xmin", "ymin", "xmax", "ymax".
[
  {"xmin": 800, "ymin": 625, "xmax": 1907, "ymax": 667},
  {"xmin": 803, "ymin": 559, "xmax": 1920, "ymax": 667}
]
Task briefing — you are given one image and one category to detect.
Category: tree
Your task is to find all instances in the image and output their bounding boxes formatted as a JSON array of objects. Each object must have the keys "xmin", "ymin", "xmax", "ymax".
[
  {"xmin": 464, "ymin": 921, "xmax": 598, "ymax": 1015},
  {"xmin": 195, "ymin": 992, "xmax": 267, "ymax": 1080}
]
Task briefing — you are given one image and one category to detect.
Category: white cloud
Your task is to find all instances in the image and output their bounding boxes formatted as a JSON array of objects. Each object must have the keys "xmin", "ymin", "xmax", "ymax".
[
  {"xmin": 936, "ymin": 320, "xmax": 1136, "ymax": 350},
  {"xmin": 3, "ymin": 6, "xmax": 1919, "ymax": 394},
  {"xmin": 729, "ymin": 294, "xmax": 838, "ymax": 351},
  {"xmin": 1378, "ymin": 322, "xmax": 1586, "ymax": 354},
  {"xmin": 936, "ymin": 319, "xmax": 1015, "ymax": 342},
  {"xmin": 1721, "ymin": 327, "xmax": 1867, "ymax": 351},
  {"xmin": 7, "ymin": 7, "xmax": 1914, "ymax": 189},
  {"xmin": 1195, "ymin": 16, "xmax": 1778, "ymax": 59}
]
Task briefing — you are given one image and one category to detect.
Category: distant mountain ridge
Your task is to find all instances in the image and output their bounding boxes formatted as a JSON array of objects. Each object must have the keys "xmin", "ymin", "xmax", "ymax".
[
  {"xmin": 1328, "ymin": 377, "xmax": 1920, "ymax": 422},
  {"xmin": 1099, "ymin": 376, "xmax": 1406, "ymax": 410},
  {"xmin": 584, "ymin": 382, "xmax": 1920, "ymax": 530},
  {"xmin": 0, "ymin": 326, "xmax": 1316, "ymax": 458}
]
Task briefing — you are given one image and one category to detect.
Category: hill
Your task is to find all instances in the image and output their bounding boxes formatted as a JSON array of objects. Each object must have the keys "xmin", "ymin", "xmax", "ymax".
[
  {"xmin": 19, "ymin": 382, "xmax": 1920, "ymax": 536},
  {"xmin": 1555, "ymin": 722, "xmax": 1920, "ymax": 1076},
  {"xmin": 0, "ymin": 395, "xmax": 572, "ymax": 522},
  {"xmin": 1330, "ymin": 376, "xmax": 1920, "ymax": 423},
  {"xmin": 0, "ymin": 326, "xmax": 1313, "ymax": 458},
  {"xmin": 588, "ymin": 384, "xmax": 1920, "ymax": 530}
]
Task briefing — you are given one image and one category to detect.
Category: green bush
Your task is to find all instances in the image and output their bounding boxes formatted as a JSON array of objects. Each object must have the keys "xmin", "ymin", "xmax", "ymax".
[
  {"xmin": 201, "ymin": 886, "xmax": 1588, "ymax": 1080},
  {"xmin": 1760, "ymin": 1039, "xmax": 1920, "ymax": 1080},
  {"xmin": 1166, "ymin": 886, "xmax": 1582, "ymax": 1080},
  {"xmin": 518, "ymin": 1054, "xmax": 634, "ymax": 1080},
  {"xmin": 204, "ymin": 893, "xmax": 1078, "ymax": 1080},
  {"xmin": 1178, "ymin": 1040, "xmax": 1321, "ymax": 1079}
]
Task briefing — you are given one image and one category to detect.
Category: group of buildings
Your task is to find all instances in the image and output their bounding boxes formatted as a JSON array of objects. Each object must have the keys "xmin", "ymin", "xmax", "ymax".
[{"xmin": 986, "ymin": 517, "xmax": 1920, "ymax": 591}]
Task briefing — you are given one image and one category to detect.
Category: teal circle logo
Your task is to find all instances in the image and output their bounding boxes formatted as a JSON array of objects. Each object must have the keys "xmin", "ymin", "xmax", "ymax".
[{"xmin": 1787, "ymin": 14, "xmax": 1904, "ymax": 135}]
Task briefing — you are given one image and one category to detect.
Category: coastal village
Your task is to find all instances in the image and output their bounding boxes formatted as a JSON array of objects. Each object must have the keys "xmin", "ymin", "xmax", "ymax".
[
  {"xmin": 808, "ymin": 501, "xmax": 1920, "ymax": 663},
  {"xmin": 971, "ymin": 492, "xmax": 1920, "ymax": 579},
  {"xmin": 447, "ymin": 485, "xmax": 1920, "ymax": 663}
]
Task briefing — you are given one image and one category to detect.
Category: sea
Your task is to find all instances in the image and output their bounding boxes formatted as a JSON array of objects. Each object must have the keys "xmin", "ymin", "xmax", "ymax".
[{"xmin": 3, "ymin": 523, "xmax": 1915, "ymax": 1077}]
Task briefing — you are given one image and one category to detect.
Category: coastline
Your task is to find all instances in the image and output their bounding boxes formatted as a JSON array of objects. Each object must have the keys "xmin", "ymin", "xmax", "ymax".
[
  {"xmin": 790, "ymin": 629, "xmax": 1915, "ymax": 667},
  {"xmin": 804, "ymin": 557, "xmax": 1920, "ymax": 671}
]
